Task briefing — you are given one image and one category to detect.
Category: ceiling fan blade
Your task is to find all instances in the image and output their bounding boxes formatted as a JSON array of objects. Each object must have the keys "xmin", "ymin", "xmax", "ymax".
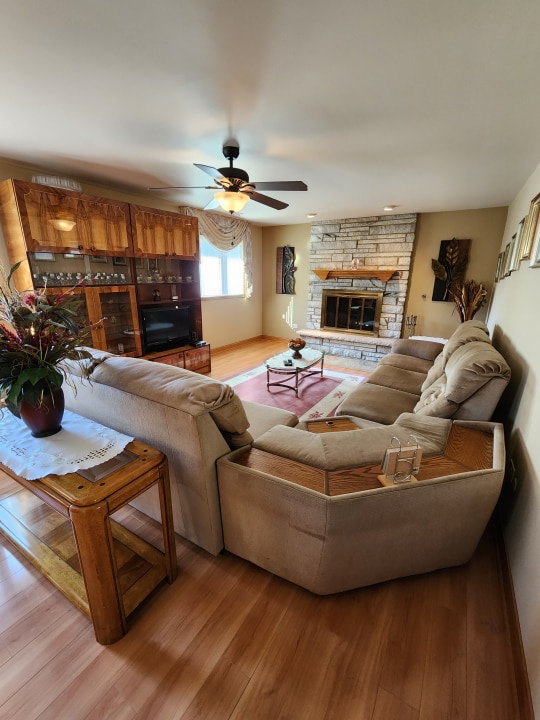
[
  {"xmin": 194, "ymin": 163, "xmax": 227, "ymax": 181},
  {"xmin": 249, "ymin": 191, "xmax": 289, "ymax": 210},
  {"xmin": 251, "ymin": 181, "xmax": 307, "ymax": 192}
]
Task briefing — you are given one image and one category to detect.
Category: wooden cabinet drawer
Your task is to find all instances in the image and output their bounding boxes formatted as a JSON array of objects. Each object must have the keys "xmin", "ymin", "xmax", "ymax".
[
  {"xmin": 184, "ymin": 345, "xmax": 211, "ymax": 373},
  {"xmin": 153, "ymin": 351, "xmax": 185, "ymax": 368}
]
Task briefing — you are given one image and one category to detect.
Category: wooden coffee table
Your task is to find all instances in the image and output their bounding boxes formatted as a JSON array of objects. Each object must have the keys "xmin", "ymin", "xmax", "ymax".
[
  {"xmin": 0, "ymin": 439, "xmax": 177, "ymax": 645},
  {"xmin": 265, "ymin": 347, "xmax": 325, "ymax": 396}
]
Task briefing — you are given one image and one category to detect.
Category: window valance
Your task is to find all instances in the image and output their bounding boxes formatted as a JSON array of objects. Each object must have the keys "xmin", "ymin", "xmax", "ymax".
[{"xmin": 180, "ymin": 207, "xmax": 253, "ymax": 297}]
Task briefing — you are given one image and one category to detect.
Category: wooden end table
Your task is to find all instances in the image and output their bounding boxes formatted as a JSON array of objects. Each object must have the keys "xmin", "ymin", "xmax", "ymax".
[{"xmin": 0, "ymin": 439, "xmax": 177, "ymax": 645}]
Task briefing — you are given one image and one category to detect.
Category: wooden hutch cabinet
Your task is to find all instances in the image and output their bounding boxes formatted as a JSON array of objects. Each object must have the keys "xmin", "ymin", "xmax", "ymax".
[
  {"xmin": 0, "ymin": 179, "xmax": 208, "ymax": 371},
  {"xmin": 130, "ymin": 204, "xmax": 198, "ymax": 258},
  {"xmin": 0, "ymin": 179, "xmax": 131, "ymax": 256}
]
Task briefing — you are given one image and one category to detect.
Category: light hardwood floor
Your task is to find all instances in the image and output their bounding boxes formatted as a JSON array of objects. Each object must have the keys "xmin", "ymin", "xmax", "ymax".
[{"xmin": 0, "ymin": 337, "xmax": 531, "ymax": 719}]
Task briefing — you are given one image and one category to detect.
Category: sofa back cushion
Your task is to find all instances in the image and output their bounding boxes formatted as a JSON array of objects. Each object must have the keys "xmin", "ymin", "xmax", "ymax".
[
  {"xmin": 444, "ymin": 341, "xmax": 511, "ymax": 403},
  {"xmin": 63, "ymin": 350, "xmax": 253, "ymax": 448},
  {"xmin": 414, "ymin": 340, "xmax": 510, "ymax": 418},
  {"xmin": 420, "ymin": 352, "xmax": 445, "ymax": 392},
  {"xmin": 441, "ymin": 321, "xmax": 491, "ymax": 365}
]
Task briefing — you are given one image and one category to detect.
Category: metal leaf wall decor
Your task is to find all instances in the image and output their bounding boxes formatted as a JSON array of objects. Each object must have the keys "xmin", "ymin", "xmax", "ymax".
[
  {"xmin": 431, "ymin": 238, "xmax": 471, "ymax": 301},
  {"xmin": 276, "ymin": 246, "xmax": 296, "ymax": 294}
]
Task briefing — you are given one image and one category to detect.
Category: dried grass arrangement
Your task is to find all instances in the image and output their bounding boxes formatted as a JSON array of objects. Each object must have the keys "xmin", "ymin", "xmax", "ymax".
[{"xmin": 449, "ymin": 279, "xmax": 488, "ymax": 322}]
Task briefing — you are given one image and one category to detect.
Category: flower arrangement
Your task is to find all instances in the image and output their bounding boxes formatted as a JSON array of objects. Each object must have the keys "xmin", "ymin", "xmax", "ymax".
[
  {"xmin": 449, "ymin": 279, "xmax": 488, "ymax": 323},
  {"xmin": 0, "ymin": 261, "xmax": 93, "ymax": 410}
]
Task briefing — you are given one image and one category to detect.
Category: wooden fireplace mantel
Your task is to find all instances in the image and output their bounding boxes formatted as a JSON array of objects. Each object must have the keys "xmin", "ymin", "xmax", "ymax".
[{"xmin": 313, "ymin": 269, "xmax": 397, "ymax": 282}]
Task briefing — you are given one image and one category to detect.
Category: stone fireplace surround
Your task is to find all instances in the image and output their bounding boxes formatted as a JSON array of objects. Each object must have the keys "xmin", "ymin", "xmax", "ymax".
[{"xmin": 298, "ymin": 213, "xmax": 417, "ymax": 365}]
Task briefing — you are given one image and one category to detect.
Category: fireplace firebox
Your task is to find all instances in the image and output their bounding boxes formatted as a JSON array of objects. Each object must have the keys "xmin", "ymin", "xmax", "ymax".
[{"xmin": 321, "ymin": 289, "xmax": 384, "ymax": 336}]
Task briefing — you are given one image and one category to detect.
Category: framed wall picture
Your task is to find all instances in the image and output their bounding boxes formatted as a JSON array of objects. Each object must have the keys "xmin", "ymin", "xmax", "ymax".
[
  {"xmin": 34, "ymin": 252, "xmax": 55, "ymax": 262},
  {"xmin": 112, "ymin": 256, "xmax": 128, "ymax": 267},
  {"xmin": 521, "ymin": 192, "xmax": 540, "ymax": 259},
  {"xmin": 530, "ymin": 222, "xmax": 540, "ymax": 268},
  {"xmin": 495, "ymin": 252, "xmax": 504, "ymax": 282},
  {"xmin": 513, "ymin": 217, "xmax": 525, "ymax": 269},
  {"xmin": 502, "ymin": 242, "xmax": 512, "ymax": 277},
  {"xmin": 509, "ymin": 222, "xmax": 524, "ymax": 273}
]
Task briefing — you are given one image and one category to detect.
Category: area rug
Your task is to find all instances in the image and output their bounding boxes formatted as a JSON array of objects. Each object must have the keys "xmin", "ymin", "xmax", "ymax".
[{"xmin": 226, "ymin": 365, "xmax": 367, "ymax": 421}]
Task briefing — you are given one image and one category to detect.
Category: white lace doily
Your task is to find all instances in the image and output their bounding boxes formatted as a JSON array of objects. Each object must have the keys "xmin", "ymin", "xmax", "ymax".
[{"xmin": 0, "ymin": 409, "xmax": 134, "ymax": 481}]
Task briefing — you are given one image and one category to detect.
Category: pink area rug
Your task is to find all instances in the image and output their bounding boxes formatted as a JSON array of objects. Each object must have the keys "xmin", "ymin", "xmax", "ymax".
[{"xmin": 226, "ymin": 366, "xmax": 366, "ymax": 420}]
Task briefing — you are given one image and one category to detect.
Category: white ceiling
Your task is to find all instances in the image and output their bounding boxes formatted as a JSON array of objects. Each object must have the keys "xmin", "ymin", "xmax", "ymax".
[{"xmin": 2, "ymin": 0, "xmax": 540, "ymax": 225}]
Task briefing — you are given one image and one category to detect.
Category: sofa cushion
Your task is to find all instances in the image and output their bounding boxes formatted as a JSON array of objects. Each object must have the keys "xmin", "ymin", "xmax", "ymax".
[
  {"xmin": 444, "ymin": 341, "xmax": 511, "ymax": 404},
  {"xmin": 379, "ymin": 353, "xmax": 435, "ymax": 375},
  {"xmin": 413, "ymin": 377, "xmax": 459, "ymax": 417},
  {"xmin": 253, "ymin": 415, "xmax": 452, "ymax": 471},
  {"xmin": 336, "ymin": 382, "xmax": 419, "ymax": 424},
  {"xmin": 420, "ymin": 352, "xmax": 445, "ymax": 392},
  {"xmin": 441, "ymin": 322, "xmax": 491, "ymax": 365},
  {"xmin": 390, "ymin": 338, "xmax": 445, "ymax": 361},
  {"xmin": 366, "ymin": 364, "xmax": 427, "ymax": 395},
  {"xmin": 242, "ymin": 400, "xmax": 298, "ymax": 439}
]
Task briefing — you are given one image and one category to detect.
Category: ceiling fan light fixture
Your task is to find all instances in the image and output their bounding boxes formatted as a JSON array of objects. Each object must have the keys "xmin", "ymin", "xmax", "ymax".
[{"xmin": 214, "ymin": 190, "xmax": 250, "ymax": 214}]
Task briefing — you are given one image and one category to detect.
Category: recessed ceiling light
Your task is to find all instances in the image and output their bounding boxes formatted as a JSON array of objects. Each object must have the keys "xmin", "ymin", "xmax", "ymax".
[
  {"xmin": 307, "ymin": 213, "xmax": 317, "ymax": 219},
  {"xmin": 383, "ymin": 205, "xmax": 397, "ymax": 212}
]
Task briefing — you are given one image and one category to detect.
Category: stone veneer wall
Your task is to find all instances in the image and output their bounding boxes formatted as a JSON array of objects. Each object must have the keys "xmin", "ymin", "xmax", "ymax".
[{"xmin": 301, "ymin": 213, "xmax": 417, "ymax": 364}]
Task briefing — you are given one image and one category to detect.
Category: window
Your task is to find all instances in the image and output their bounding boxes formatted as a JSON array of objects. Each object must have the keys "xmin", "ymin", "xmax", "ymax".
[{"xmin": 200, "ymin": 236, "xmax": 245, "ymax": 298}]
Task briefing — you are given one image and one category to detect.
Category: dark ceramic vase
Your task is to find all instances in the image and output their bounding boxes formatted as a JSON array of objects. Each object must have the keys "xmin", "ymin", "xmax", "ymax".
[{"xmin": 19, "ymin": 387, "xmax": 65, "ymax": 438}]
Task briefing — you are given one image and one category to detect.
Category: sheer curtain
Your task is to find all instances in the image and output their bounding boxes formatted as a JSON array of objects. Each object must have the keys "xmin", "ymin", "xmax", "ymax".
[{"xmin": 180, "ymin": 207, "xmax": 253, "ymax": 297}]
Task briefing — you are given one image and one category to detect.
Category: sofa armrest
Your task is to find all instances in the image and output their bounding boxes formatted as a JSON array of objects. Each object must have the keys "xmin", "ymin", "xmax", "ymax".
[{"xmin": 391, "ymin": 339, "xmax": 445, "ymax": 362}]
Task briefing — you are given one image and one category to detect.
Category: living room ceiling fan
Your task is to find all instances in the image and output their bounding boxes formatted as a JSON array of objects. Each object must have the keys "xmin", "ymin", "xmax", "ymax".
[{"xmin": 149, "ymin": 141, "xmax": 308, "ymax": 214}]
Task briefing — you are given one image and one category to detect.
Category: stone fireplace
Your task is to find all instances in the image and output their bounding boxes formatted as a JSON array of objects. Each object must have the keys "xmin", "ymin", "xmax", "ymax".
[{"xmin": 298, "ymin": 213, "xmax": 417, "ymax": 364}]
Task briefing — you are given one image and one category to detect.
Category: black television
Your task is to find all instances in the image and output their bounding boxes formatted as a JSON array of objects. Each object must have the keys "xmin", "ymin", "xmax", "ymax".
[{"xmin": 140, "ymin": 303, "xmax": 191, "ymax": 353}]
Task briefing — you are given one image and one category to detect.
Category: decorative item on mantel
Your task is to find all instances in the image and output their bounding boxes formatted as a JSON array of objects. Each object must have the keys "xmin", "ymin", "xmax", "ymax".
[
  {"xmin": 0, "ymin": 261, "xmax": 94, "ymax": 437},
  {"xmin": 288, "ymin": 337, "xmax": 306, "ymax": 358}
]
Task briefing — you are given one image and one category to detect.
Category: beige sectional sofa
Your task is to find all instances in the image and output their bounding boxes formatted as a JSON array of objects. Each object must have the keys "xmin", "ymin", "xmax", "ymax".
[
  {"xmin": 217, "ymin": 415, "xmax": 505, "ymax": 594},
  {"xmin": 336, "ymin": 320, "xmax": 511, "ymax": 424},
  {"xmin": 60, "ymin": 320, "xmax": 509, "ymax": 594}
]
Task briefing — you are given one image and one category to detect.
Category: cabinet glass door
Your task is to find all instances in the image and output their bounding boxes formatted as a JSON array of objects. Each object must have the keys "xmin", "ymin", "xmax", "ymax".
[
  {"xmin": 46, "ymin": 287, "xmax": 96, "ymax": 349},
  {"xmin": 91, "ymin": 287, "xmax": 142, "ymax": 356}
]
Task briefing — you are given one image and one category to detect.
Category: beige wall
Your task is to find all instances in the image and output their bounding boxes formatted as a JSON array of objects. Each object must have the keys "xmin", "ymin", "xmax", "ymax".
[
  {"xmin": 260, "ymin": 209, "xmax": 508, "ymax": 341},
  {"xmin": 406, "ymin": 208, "xmax": 508, "ymax": 338},
  {"xmin": 201, "ymin": 225, "xmax": 263, "ymax": 348},
  {"xmin": 487, "ymin": 162, "xmax": 540, "ymax": 715},
  {"xmin": 261, "ymin": 224, "xmax": 311, "ymax": 339}
]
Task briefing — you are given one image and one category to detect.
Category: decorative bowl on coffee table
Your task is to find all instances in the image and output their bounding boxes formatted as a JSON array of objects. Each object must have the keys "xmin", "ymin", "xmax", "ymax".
[{"xmin": 288, "ymin": 338, "xmax": 306, "ymax": 359}]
